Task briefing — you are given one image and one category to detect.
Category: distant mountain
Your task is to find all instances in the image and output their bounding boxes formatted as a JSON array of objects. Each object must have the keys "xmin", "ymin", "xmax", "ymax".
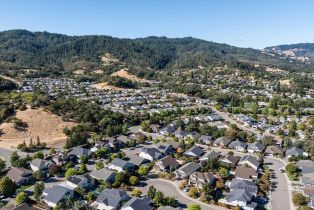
[
  {"xmin": 265, "ymin": 43, "xmax": 314, "ymax": 63},
  {"xmin": 0, "ymin": 29, "xmax": 311, "ymax": 73}
]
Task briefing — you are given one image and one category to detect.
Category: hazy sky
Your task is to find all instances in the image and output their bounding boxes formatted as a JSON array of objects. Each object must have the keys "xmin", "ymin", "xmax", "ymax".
[{"xmin": 1, "ymin": 0, "xmax": 314, "ymax": 49}]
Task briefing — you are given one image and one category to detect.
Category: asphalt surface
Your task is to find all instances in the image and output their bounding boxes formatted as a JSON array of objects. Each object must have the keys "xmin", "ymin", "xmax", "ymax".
[
  {"xmin": 265, "ymin": 157, "xmax": 292, "ymax": 210},
  {"xmin": 139, "ymin": 179, "xmax": 226, "ymax": 210}
]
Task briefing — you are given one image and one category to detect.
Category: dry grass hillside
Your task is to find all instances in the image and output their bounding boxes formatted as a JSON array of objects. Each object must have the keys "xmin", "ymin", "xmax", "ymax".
[
  {"xmin": 0, "ymin": 108, "xmax": 76, "ymax": 149},
  {"xmin": 111, "ymin": 69, "xmax": 150, "ymax": 83}
]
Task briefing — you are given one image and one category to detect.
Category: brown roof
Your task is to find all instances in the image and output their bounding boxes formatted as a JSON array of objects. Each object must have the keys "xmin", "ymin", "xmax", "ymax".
[
  {"xmin": 304, "ymin": 185, "xmax": 314, "ymax": 195},
  {"xmin": 265, "ymin": 146, "xmax": 285, "ymax": 154},
  {"xmin": 235, "ymin": 166, "xmax": 258, "ymax": 180},
  {"xmin": 7, "ymin": 167, "xmax": 32, "ymax": 183},
  {"xmin": 160, "ymin": 156, "xmax": 180, "ymax": 168}
]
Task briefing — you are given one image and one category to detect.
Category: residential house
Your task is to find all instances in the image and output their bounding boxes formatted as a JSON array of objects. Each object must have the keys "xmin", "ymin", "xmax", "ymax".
[
  {"xmin": 92, "ymin": 189, "xmax": 130, "ymax": 210},
  {"xmin": 185, "ymin": 131, "xmax": 201, "ymax": 140},
  {"xmin": 286, "ymin": 147, "xmax": 306, "ymax": 158},
  {"xmin": 52, "ymin": 152, "xmax": 70, "ymax": 166},
  {"xmin": 155, "ymin": 156, "xmax": 180, "ymax": 173},
  {"xmin": 43, "ymin": 185, "xmax": 74, "ymax": 208},
  {"xmin": 139, "ymin": 147, "xmax": 163, "ymax": 161},
  {"xmin": 200, "ymin": 150, "xmax": 221, "ymax": 165},
  {"xmin": 198, "ymin": 135, "xmax": 213, "ymax": 145},
  {"xmin": 159, "ymin": 126, "xmax": 176, "ymax": 136},
  {"xmin": 7, "ymin": 167, "xmax": 33, "ymax": 186},
  {"xmin": 238, "ymin": 155, "xmax": 260, "ymax": 171},
  {"xmin": 234, "ymin": 166, "xmax": 258, "ymax": 181},
  {"xmin": 224, "ymin": 189, "xmax": 257, "ymax": 210},
  {"xmin": 207, "ymin": 114, "xmax": 222, "ymax": 122},
  {"xmin": 121, "ymin": 197, "xmax": 153, "ymax": 210},
  {"xmin": 108, "ymin": 158, "xmax": 135, "ymax": 172},
  {"xmin": 247, "ymin": 142, "xmax": 265, "ymax": 154},
  {"xmin": 174, "ymin": 162, "xmax": 200, "ymax": 179},
  {"xmin": 66, "ymin": 174, "xmax": 93, "ymax": 189},
  {"xmin": 219, "ymin": 155, "xmax": 241, "ymax": 168},
  {"xmin": 213, "ymin": 137, "xmax": 232, "ymax": 147},
  {"xmin": 189, "ymin": 172, "xmax": 216, "ymax": 188},
  {"xmin": 265, "ymin": 145, "xmax": 285, "ymax": 156},
  {"xmin": 153, "ymin": 143, "xmax": 175, "ymax": 155},
  {"xmin": 173, "ymin": 129, "xmax": 187, "ymax": 139},
  {"xmin": 90, "ymin": 168, "xmax": 116, "ymax": 183},
  {"xmin": 30, "ymin": 158, "xmax": 52, "ymax": 172},
  {"xmin": 229, "ymin": 178, "xmax": 258, "ymax": 196},
  {"xmin": 183, "ymin": 146, "xmax": 204, "ymax": 158},
  {"xmin": 91, "ymin": 142, "xmax": 109, "ymax": 153},
  {"xmin": 228, "ymin": 140, "xmax": 248, "ymax": 152},
  {"xmin": 68, "ymin": 147, "xmax": 92, "ymax": 163},
  {"xmin": 128, "ymin": 155, "xmax": 149, "ymax": 167}
]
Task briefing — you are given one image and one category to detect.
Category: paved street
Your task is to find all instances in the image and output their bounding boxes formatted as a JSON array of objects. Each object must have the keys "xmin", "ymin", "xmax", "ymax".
[
  {"xmin": 139, "ymin": 178, "xmax": 226, "ymax": 210},
  {"xmin": 265, "ymin": 157, "xmax": 293, "ymax": 210}
]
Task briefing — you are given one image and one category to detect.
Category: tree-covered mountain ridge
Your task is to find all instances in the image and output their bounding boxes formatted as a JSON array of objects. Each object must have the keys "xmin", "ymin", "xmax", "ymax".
[
  {"xmin": 265, "ymin": 43, "xmax": 314, "ymax": 63},
  {"xmin": 0, "ymin": 29, "xmax": 312, "ymax": 72}
]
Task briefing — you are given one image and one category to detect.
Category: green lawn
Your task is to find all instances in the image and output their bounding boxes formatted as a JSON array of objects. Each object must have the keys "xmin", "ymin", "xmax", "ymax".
[{"xmin": 16, "ymin": 184, "xmax": 34, "ymax": 193}]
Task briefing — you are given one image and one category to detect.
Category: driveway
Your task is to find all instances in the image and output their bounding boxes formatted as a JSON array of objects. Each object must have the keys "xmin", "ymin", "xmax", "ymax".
[
  {"xmin": 138, "ymin": 178, "xmax": 226, "ymax": 210},
  {"xmin": 264, "ymin": 157, "xmax": 293, "ymax": 210}
]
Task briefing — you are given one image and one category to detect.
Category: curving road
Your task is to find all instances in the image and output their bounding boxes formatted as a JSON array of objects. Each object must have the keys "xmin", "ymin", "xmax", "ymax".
[{"xmin": 139, "ymin": 178, "xmax": 227, "ymax": 210}]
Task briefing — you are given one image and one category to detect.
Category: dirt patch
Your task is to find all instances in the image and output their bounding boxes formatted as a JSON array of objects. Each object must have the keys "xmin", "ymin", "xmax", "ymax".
[
  {"xmin": 265, "ymin": 67, "xmax": 287, "ymax": 74},
  {"xmin": 0, "ymin": 75, "xmax": 20, "ymax": 85},
  {"xmin": 73, "ymin": 70, "xmax": 85, "ymax": 75},
  {"xmin": 101, "ymin": 53, "xmax": 119, "ymax": 65},
  {"xmin": 111, "ymin": 69, "xmax": 150, "ymax": 83},
  {"xmin": 280, "ymin": 79, "xmax": 293, "ymax": 87},
  {"xmin": 90, "ymin": 82, "xmax": 124, "ymax": 90},
  {"xmin": 92, "ymin": 69, "xmax": 103, "ymax": 74},
  {"xmin": 0, "ymin": 108, "xmax": 76, "ymax": 149}
]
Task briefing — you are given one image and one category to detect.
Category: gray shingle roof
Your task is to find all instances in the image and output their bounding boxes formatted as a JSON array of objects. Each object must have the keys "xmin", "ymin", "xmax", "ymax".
[
  {"xmin": 90, "ymin": 168, "xmax": 116, "ymax": 182},
  {"xmin": 96, "ymin": 189, "xmax": 130, "ymax": 209},
  {"xmin": 122, "ymin": 197, "xmax": 152, "ymax": 210},
  {"xmin": 43, "ymin": 185, "xmax": 73, "ymax": 204},
  {"xmin": 230, "ymin": 178, "xmax": 258, "ymax": 195},
  {"xmin": 69, "ymin": 147, "xmax": 92, "ymax": 157}
]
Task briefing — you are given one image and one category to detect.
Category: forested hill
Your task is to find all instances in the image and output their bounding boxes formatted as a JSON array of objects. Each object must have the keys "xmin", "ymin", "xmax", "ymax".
[
  {"xmin": 265, "ymin": 43, "xmax": 314, "ymax": 62},
  {"xmin": 0, "ymin": 29, "xmax": 311, "ymax": 72}
]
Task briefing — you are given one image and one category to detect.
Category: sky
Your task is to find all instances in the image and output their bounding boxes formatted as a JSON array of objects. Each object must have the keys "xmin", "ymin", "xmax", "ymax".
[{"xmin": 0, "ymin": 0, "xmax": 314, "ymax": 49}]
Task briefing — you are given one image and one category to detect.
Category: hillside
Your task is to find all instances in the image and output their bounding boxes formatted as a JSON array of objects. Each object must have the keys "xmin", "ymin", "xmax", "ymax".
[
  {"xmin": 0, "ymin": 29, "xmax": 312, "ymax": 73},
  {"xmin": 265, "ymin": 43, "xmax": 314, "ymax": 63}
]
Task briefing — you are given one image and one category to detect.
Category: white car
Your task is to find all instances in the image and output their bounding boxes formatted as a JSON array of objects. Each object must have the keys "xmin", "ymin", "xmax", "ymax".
[{"xmin": 279, "ymin": 168, "xmax": 285, "ymax": 173}]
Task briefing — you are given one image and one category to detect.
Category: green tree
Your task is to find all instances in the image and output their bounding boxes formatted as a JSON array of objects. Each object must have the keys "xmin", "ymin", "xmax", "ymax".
[
  {"xmin": 0, "ymin": 176, "xmax": 15, "ymax": 196},
  {"xmin": 79, "ymin": 155, "xmax": 88, "ymax": 164},
  {"xmin": 0, "ymin": 158, "xmax": 6, "ymax": 173},
  {"xmin": 188, "ymin": 204, "xmax": 201, "ymax": 210},
  {"xmin": 137, "ymin": 165, "xmax": 149, "ymax": 176},
  {"xmin": 65, "ymin": 168, "xmax": 78, "ymax": 179},
  {"xmin": 33, "ymin": 152, "xmax": 44, "ymax": 159},
  {"xmin": 32, "ymin": 170, "xmax": 45, "ymax": 181},
  {"xmin": 153, "ymin": 191, "xmax": 164, "ymax": 206},
  {"xmin": 16, "ymin": 192, "xmax": 29, "ymax": 204},
  {"xmin": 34, "ymin": 182, "xmax": 45, "ymax": 201},
  {"xmin": 131, "ymin": 189, "xmax": 142, "ymax": 197},
  {"xmin": 87, "ymin": 192, "xmax": 96, "ymax": 203},
  {"xmin": 218, "ymin": 167, "xmax": 229, "ymax": 179},
  {"xmin": 129, "ymin": 176, "xmax": 139, "ymax": 186},
  {"xmin": 79, "ymin": 163, "xmax": 87, "ymax": 174},
  {"xmin": 188, "ymin": 187, "xmax": 199, "ymax": 199},
  {"xmin": 95, "ymin": 161, "xmax": 104, "ymax": 170},
  {"xmin": 292, "ymin": 192, "xmax": 309, "ymax": 206},
  {"xmin": 147, "ymin": 186, "xmax": 156, "ymax": 199}
]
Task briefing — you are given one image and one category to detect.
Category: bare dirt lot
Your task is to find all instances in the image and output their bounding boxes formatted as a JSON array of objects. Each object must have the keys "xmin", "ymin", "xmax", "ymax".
[
  {"xmin": 90, "ymin": 82, "xmax": 124, "ymax": 90},
  {"xmin": 0, "ymin": 108, "xmax": 76, "ymax": 149},
  {"xmin": 111, "ymin": 69, "xmax": 150, "ymax": 83}
]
